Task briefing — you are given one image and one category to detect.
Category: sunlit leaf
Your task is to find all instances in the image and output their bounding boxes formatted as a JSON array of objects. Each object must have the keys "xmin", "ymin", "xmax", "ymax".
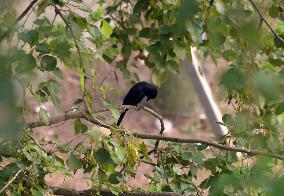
[
  {"xmin": 101, "ymin": 20, "xmax": 113, "ymax": 37},
  {"xmin": 39, "ymin": 107, "xmax": 49, "ymax": 126}
]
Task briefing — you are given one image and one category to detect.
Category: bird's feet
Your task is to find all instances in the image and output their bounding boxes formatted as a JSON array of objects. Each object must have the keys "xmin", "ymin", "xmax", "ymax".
[{"xmin": 137, "ymin": 103, "xmax": 143, "ymax": 110}]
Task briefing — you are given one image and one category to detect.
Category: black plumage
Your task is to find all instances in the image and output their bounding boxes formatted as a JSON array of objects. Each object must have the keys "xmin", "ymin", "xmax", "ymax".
[{"xmin": 116, "ymin": 82, "xmax": 158, "ymax": 126}]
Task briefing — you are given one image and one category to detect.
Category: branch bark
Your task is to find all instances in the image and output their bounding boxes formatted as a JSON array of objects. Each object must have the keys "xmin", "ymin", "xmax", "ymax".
[
  {"xmin": 26, "ymin": 106, "xmax": 284, "ymax": 161},
  {"xmin": 133, "ymin": 133, "xmax": 284, "ymax": 160},
  {"xmin": 51, "ymin": 187, "xmax": 181, "ymax": 196}
]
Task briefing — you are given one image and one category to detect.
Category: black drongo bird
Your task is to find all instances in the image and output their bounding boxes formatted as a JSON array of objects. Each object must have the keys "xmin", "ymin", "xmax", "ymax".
[{"xmin": 116, "ymin": 81, "xmax": 158, "ymax": 126}]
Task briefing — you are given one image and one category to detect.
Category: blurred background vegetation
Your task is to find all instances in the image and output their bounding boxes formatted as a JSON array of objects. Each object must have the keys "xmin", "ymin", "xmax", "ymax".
[{"xmin": 2, "ymin": 0, "xmax": 284, "ymax": 195}]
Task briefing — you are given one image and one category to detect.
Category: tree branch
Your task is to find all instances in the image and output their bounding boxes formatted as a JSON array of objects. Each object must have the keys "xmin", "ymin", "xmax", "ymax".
[
  {"xmin": 26, "ymin": 106, "xmax": 284, "ymax": 161},
  {"xmin": 51, "ymin": 187, "xmax": 181, "ymax": 196},
  {"xmin": 27, "ymin": 110, "xmax": 84, "ymax": 128},
  {"xmin": 141, "ymin": 106, "xmax": 165, "ymax": 153},
  {"xmin": 247, "ymin": 0, "xmax": 284, "ymax": 43},
  {"xmin": 0, "ymin": 0, "xmax": 39, "ymax": 42},
  {"xmin": 132, "ymin": 133, "xmax": 284, "ymax": 161},
  {"xmin": 0, "ymin": 169, "xmax": 23, "ymax": 194}
]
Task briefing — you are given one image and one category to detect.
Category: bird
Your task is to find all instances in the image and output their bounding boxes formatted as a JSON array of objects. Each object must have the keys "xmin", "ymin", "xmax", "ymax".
[{"xmin": 116, "ymin": 81, "xmax": 158, "ymax": 126}]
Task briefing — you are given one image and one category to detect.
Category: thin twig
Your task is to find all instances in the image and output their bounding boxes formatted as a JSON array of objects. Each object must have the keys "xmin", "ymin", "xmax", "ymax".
[
  {"xmin": 142, "ymin": 106, "xmax": 165, "ymax": 153},
  {"xmin": 0, "ymin": 169, "xmax": 23, "ymax": 194},
  {"xmin": 25, "ymin": 131, "xmax": 49, "ymax": 153},
  {"xmin": 247, "ymin": 0, "xmax": 284, "ymax": 43},
  {"xmin": 0, "ymin": 0, "xmax": 39, "ymax": 42},
  {"xmin": 48, "ymin": 134, "xmax": 87, "ymax": 154},
  {"xmin": 141, "ymin": 159, "xmax": 157, "ymax": 166},
  {"xmin": 133, "ymin": 133, "xmax": 284, "ymax": 161},
  {"xmin": 54, "ymin": 5, "xmax": 86, "ymax": 103}
]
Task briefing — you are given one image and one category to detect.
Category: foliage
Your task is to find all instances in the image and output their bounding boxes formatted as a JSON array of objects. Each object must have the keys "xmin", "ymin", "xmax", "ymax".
[{"xmin": 1, "ymin": 0, "xmax": 284, "ymax": 195}]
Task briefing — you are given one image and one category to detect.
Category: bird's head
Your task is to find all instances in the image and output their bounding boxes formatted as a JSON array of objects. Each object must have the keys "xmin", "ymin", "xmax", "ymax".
[{"xmin": 144, "ymin": 83, "xmax": 158, "ymax": 101}]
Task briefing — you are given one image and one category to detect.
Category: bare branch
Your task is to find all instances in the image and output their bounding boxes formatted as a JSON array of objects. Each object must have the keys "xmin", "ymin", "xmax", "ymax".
[
  {"xmin": 27, "ymin": 110, "xmax": 84, "ymax": 128},
  {"xmin": 26, "ymin": 106, "xmax": 284, "ymax": 161},
  {"xmin": 133, "ymin": 133, "xmax": 284, "ymax": 161},
  {"xmin": 141, "ymin": 106, "xmax": 165, "ymax": 154}
]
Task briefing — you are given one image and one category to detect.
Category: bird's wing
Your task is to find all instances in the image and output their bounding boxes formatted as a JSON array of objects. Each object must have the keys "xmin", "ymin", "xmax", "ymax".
[{"xmin": 123, "ymin": 85, "xmax": 145, "ymax": 105}]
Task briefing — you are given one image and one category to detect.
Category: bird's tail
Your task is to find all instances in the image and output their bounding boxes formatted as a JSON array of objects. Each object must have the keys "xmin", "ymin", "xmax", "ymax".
[{"xmin": 117, "ymin": 108, "xmax": 129, "ymax": 126}]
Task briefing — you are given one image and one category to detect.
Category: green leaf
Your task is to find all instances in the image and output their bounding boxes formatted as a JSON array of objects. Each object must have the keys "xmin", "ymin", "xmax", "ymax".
[
  {"xmin": 276, "ymin": 102, "xmax": 284, "ymax": 115},
  {"xmin": 208, "ymin": 32, "xmax": 226, "ymax": 48},
  {"xmin": 39, "ymin": 108, "xmax": 49, "ymax": 126},
  {"xmin": 220, "ymin": 68, "xmax": 244, "ymax": 93},
  {"xmin": 71, "ymin": 0, "xmax": 83, "ymax": 3},
  {"xmin": 222, "ymin": 50, "xmax": 235, "ymax": 61},
  {"xmin": 95, "ymin": 148, "xmax": 115, "ymax": 173},
  {"xmin": 74, "ymin": 118, "xmax": 88, "ymax": 134},
  {"xmin": 46, "ymin": 81, "xmax": 62, "ymax": 111},
  {"xmin": 167, "ymin": 60, "xmax": 180, "ymax": 74},
  {"xmin": 91, "ymin": 8, "xmax": 103, "ymax": 21},
  {"xmin": 67, "ymin": 154, "xmax": 84, "ymax": 171},
  {"xmin": 222, "ymin": 114, "xmax": 234, "ymax": 126},
  {"xmin": 192, "ymin": 153, "xmax": 203, "ymax": 165},
  {"xmin": 15, "ymin": 53, "xmax": 37, "ymax": 74},
  {"xmin": 37, "ymin": 0, "xmax": 51, "ymax": 16},
  {"xmin": 101, "ymin": 98, "xmax": 120, "ymax": 119},
  {"xmin": 140, "ymin": 142, "xmax": 149, "ymax": 159},
  {"xmin": 269, "ymin": 5, "xmax": 279, "ymax": 18},
  {"xmin": 108, "ymin": 172, "xmax": 123, "ymax": 184},
  {"xmin": 19, "ymin": 30, "xmax": 39, "ymax": 46},
  {"xmin": 133, "ymin": 0, "xmax": 146, "ymax": 16},
  {"xmin": 114, "ymin": 146, "xmax": 126, "ymax": 163},
  {"xmin": 36, "ymin": 43, "xmax": 49, "ymax": 53},
  {"xmin": 49, "ymin": 39, "xmax": 71, "ymax": 59},
  {"xmin": 69, "ymin": 11, "xmax": 87, "ymax": 29},
  {"xmin": 268, "ymin": 58, "xmax": 284, "ymax": 67},
  {"xmin": 79, "ymin": 67, "xmax": 85, "ymax": 91},
  {"xmin": 181, "ymin": 152, "xmax": 192, "ymax": 160},
  {"xmin": 239, "ymin": 19, "xmax": 260, "ymax": 45},
  {"xmin": 40, "ymin": 55, "xmax": 57, "ymax": 71},
  {"xmin": 101, "ymin": 20, "xmax": 113, "ymax": 37},
  {"xmin": 176, "ymin": 0, "xmax": 198, "ymax": 24},
  {"xmin": 255, "ymin": 71, "xmax": 279, "ymax": 101},
  {"xmin": 73, "ymin": 99, "xmax": 83, "ymax": 105},
  {"xmin": 204, "ymin": 158, "xmax": 218, "ymax": 173},
  {"xmin": 109, "ymin": 185, "xmax": 123, "ymax": 195},
  {"xmin": 139, "ymin": 28, "xmax": 151, "ymax": 38},
  {"xmin": 173, "ymin": 166, "xmax": 182, "ymax": 175}
]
